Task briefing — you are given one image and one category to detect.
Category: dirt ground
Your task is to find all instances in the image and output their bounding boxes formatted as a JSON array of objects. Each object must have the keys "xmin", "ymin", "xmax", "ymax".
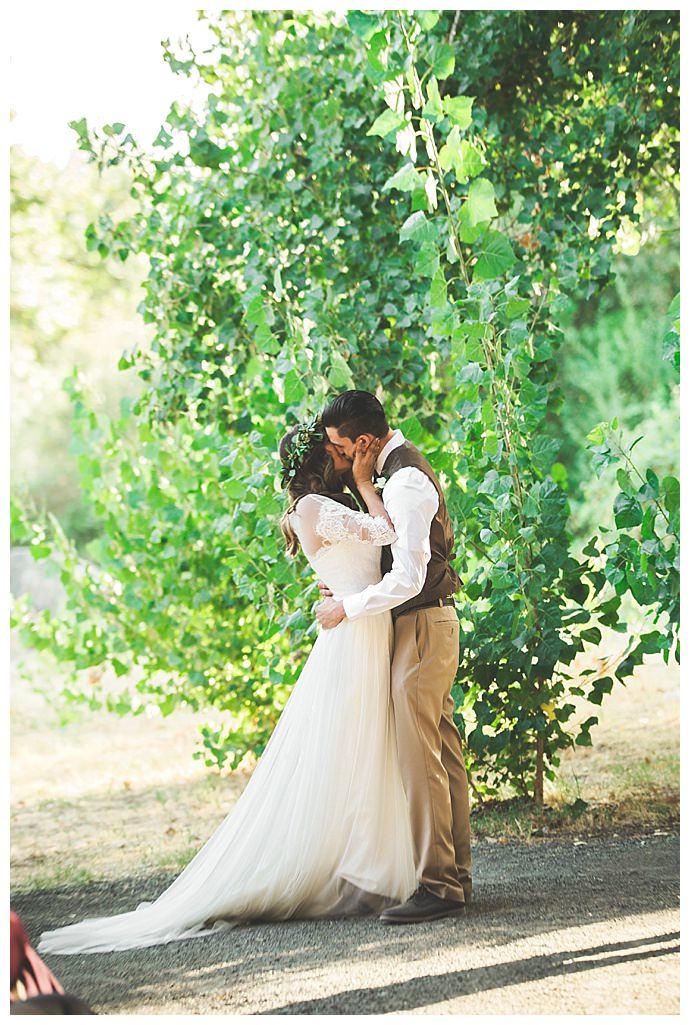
[
  {"xmin": 10, "ymin": 634, "xmax": 680, "ymax": 1014},
  {"xmin": 13, "ymin": 833, "xmax": 679, "ymax": 1015}
]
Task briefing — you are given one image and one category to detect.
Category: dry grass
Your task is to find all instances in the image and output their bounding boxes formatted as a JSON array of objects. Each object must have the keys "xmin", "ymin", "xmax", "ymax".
[
  {"xmin": 471, "ymin": 637, "xmax": 680, "ymax": 840},
  {"xmin": 10, "ymin": 631, "xmax": 679, "ymax": 893}
]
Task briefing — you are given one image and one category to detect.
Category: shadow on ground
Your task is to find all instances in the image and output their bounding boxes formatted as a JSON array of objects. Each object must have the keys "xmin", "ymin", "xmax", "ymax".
[
  {"xmin": 12, "ymin": 832, "xmax": 679, "ymax": 1015},
  {"xmin": 264, "ymin": 930, "xmax": 680, "ymax": 1014}
]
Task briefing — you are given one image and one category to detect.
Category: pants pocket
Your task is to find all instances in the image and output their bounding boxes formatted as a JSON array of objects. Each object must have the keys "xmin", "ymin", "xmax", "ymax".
[{"xmin": 426, "ymin": 606, "xmax": 458, "ymax": 626}]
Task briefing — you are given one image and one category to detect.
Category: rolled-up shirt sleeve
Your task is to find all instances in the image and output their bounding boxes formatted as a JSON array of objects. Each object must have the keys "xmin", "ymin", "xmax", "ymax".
[{"xmin": 342, "ymin": 467, "xmax": 439, "ymax": 620}]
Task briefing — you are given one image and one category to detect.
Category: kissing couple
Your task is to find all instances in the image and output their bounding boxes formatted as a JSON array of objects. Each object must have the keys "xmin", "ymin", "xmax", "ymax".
[{"xmin": 38, "ymin": 390, "xmax": 472, "ymax": 956}]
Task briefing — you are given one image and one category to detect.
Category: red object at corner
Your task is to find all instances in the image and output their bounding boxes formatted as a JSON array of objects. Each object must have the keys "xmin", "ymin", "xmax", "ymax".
[{"xmin": 10, "ymin": 910, "xmax": 64, "ymax": 1002}]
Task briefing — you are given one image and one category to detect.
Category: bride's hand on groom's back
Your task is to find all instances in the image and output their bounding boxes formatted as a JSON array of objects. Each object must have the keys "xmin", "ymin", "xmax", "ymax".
[{"xmin": 318, "ymin": 580, "xmax": 334, "ymax": 598}]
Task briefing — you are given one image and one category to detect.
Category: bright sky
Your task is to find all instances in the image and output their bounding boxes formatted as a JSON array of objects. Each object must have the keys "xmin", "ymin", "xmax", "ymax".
[{"xmin": 8, "ymin": 3, "xmax": 213, "ymax": 166}]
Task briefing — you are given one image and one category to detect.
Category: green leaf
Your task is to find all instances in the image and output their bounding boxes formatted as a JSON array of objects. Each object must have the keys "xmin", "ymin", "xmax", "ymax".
[
  {"xmin": 662, "ymin": 476, "xmax": 680, "ymax": 516},
  {"xmin": 504, "ymin": 296, "xmax": 531, "ymax": 319},
  {"xmin": 458, "ymin": 362, "xmax": 484, "ymax": 384},
  {"xmin": 283, "ymin": 370, "xmax": 306, "ymax": 405},
  {"xmin": 422, "ymin": 76, "xmax": 444, "ymax": 122},
  {"xmin": 418, "ymin": 11, "xmax": 440, "ymax": 30},
  {"xmin": 438, "ymin": 127, "xmax": 461, "ymax": 173},
  {"xmin": 431, "ymin": 306, "xmax": 454, "ymax": 337},
  {"xmin": 367, "ymin": 108, "xmax": 407, "ymax": 138},
  {"xmin": 425, "ymin": 170, "xmax": 438, "ymax": 211},
  {"xmin": 382, "ymin": 162, "xmax": 424, "ymax": 193},
  {"xmin": 662, "ymin": 328, "xmax": 680, "ymax": 368},
  {"xmin": 255, "ymin": 324, "xmax": 280, "ymax": 354},
  {"xmin": 399, "ymin": 210, "xmax": 438, "ymax": 243},
  {"xmin": 398, "ymin": 414, "xmax": 425, "ymax": 443},
  {"xmin": 442, "ymin": 95, "xmax": 474, "ymax": 129},
  {"xmin": 481, "ymin": 399, "xmax": 494, "ymax": 426},
  {"xmin": 586, "ymin": 423, "xmax": 607, "ymax": 446},
  {"xmin": 472, "ymin": 230, "xmax": 515, "ymax": 281},
  {"xmin": 29, "ymin": 542, "xmax": 52, "ymax": 560},
  {"xmin": 551, "ymin": 462, "xmax": 568, "ymax": 489},
  {"xmin": 491, "ymin": 566, "xmax": 518, "ymax": 590},
  {"xmin": 245, "ymin": 293, "xmax": 265, "ymax": 325},
  {"xmin": 367, "ymin": 30, "xmax": 389, "ymax": 72},
  {"xmin": 429, "ymin": 269, "xmax": 447, "ymax": 308},
  {"xmin": 446, "ymin": 235, "xmax": 460, "ymax": 264},
  {"xmin": 457, "ymin": 203, "xmax": 488, "ymax": 244},
  {"xmin": 346, "ymin": 11, "xmax": 381, "ymax": 41},
  {"xmin": 616, "ymin": 468, "xmax": 635, "ymax": 497},
  {"xmin": 531, "ymin": 436, "xmax": 560, "ymax": 470},
  {"xmin": 415, "ymin": 241, "xmax": 440, "ymax": 278},
  {"xmin": 328, "ymin": 352, "xmax": 354, "ymax": 388},
  {"xmin": 464, "ymin": 178, "xmax": 498, "ymax": 226},
  {"xmin": 189, "ymin": 133, "xmax": 231, "ymax": 169},
  {"xmin": 640, "ymin": 505, "xmax": 657, "ymax": 540},
  {"xmin": 223, "ymin": 480, "xmax": 246, "ymax": 500},
  {"xmin": 613, "ymin": 492, "xmax": 643, "ymax": 528},
  {"xmin": 644, "ymin": 468, "xmax": 660, "ymax": 497},
  {"xmin": 429, "ymin": 42, "xmax": 455, "ymax": 80},
  {"xmin": 439, "ymin": 130, "xmax": 484, "ymax": 183},
  {"xmin": 456, "ymin": 139, "xmax": 484, "ymax": 181}
]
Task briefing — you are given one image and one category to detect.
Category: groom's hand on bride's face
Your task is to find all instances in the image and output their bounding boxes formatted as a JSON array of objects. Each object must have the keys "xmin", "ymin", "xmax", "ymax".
[{"xmin": 316, "ymin": 598, "xmax": 346, "ymax": 629}]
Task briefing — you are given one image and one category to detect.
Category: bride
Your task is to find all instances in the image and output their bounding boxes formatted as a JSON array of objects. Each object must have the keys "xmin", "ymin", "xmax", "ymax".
[{"xmin": 38, "ymin": 417, "xmax": 416, "ymax": 954}]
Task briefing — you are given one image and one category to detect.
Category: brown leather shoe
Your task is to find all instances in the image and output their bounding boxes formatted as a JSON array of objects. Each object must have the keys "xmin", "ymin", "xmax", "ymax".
[{"xmin": 380, "ymin": 885, "xmax": 466, "ymax": 924}]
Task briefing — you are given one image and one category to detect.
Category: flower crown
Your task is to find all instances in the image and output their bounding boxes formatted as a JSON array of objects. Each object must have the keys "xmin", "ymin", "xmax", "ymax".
[{"xmin": 280, "ymin": 414, "xmax": 325, "ymax": 488}]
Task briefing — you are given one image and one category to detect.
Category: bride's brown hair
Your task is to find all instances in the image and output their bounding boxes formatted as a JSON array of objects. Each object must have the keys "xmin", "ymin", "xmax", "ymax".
[{"xmin": 279, "ymin": 425, "xmax": 357, "ymax": 557}]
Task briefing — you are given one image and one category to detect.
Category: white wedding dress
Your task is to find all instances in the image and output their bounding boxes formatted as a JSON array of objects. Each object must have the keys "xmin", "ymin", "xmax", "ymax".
[{"xmin": 38, "ymin": 494, "xmax": 416, "ymax": 954}]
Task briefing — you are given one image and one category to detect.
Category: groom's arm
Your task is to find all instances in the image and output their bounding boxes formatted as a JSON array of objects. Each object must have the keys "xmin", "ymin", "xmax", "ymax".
[{"xmin": 341, "ymin": 468, "xmax": 438, "ymax": 621}]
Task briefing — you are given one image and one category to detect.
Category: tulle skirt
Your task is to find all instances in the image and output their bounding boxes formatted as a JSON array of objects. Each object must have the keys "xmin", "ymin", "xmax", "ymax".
[{"xmin": 38, "ymin": 612, "xmax": 416, "ymax": 953}]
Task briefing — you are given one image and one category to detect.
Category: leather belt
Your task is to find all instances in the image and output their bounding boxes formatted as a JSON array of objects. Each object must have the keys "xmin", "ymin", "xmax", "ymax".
[{"xmin": 393, "ymin": 595, "xmax": 456, "ymax": 619}]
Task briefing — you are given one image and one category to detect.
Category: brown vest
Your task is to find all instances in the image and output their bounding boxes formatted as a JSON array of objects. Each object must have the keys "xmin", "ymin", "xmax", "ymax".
[{"xmin": 380, "ymin": 441, "xmax": 461, "ymax": 616}]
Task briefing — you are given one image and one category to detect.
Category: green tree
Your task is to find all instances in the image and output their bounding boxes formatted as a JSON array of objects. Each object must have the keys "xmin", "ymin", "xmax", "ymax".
[{"xmin": 12, "ymin": 10, "xmax": 679, "ymax": 797}]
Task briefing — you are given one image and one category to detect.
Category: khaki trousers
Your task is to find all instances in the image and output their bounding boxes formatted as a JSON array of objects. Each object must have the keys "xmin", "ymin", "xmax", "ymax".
[{"xmin": 391, "ymin": 605, "xmax": 472, "ymax": 904}]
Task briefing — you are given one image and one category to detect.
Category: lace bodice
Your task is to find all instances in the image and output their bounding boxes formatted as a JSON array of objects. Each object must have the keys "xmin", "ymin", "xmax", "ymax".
[{"xmin": 289, "ymin": 494, "xmax": 397, "ymax": 598}]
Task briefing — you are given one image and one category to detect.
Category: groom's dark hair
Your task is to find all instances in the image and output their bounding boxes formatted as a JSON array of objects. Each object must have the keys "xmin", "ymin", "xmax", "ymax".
[{"xmin": 321, "ymin": 390, "xmax": 389, "ymax": 440}]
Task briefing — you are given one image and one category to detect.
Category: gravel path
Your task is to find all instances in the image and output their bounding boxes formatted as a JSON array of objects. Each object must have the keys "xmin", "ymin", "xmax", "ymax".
[{"xmin": 13, "ymin": 830, "xmax": 679, "ymax": 1015}]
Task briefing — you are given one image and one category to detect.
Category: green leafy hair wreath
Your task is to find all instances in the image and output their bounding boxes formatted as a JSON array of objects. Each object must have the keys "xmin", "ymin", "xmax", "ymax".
[{"xmin": 280, "ymin": 414, "xmax": 325, "ymax": 488}]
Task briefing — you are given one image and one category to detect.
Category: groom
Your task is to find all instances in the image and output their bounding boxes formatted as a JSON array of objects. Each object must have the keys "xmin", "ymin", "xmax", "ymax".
[{"xmin": 316, "ymin": 390, "xmax": 472, "ymax": 923}]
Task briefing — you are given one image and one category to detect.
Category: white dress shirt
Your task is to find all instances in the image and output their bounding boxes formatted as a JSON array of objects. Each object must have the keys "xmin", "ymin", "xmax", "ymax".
[{"xmin": 342, "ymin": 430, "xmax": 439, "ymax": 620}]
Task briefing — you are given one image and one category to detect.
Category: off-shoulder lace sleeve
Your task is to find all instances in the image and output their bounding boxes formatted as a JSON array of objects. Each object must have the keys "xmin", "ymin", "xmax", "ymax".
[
  {"xmin": 314, "ymin": 499, "xmax": 397, "ymax": 547},
  {"xmin": 290, "ymin": 494, "xmax": 396, "ymax": 558}
]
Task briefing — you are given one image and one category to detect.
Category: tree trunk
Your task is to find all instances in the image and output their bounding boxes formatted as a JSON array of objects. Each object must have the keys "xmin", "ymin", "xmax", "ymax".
[{"xmin": 534, "ymin": 734, "xmax": 544, "ymax": 806}]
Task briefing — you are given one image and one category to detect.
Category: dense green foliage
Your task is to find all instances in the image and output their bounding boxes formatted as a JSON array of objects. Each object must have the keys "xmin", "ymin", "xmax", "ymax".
[
  {"xmin": 10, "ymin": 146, "xmax": 146, "ymax": 543},
  {"xmin": 557, "ymin": 238, "xmax": 679, "ymax": 527},
  {"xmin": 12, "ymin": 10, "xmax": 679, "ymax": 798},
  {"xmin": 582, "ymin": 289, "xmax": 680, "ymax": 678}
]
